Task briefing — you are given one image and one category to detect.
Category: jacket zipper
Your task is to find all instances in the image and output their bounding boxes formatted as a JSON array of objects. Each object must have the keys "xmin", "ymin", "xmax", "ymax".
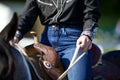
[{"xmin": 37, "ymin": 0, "xmax": 53, "ymax": 6}]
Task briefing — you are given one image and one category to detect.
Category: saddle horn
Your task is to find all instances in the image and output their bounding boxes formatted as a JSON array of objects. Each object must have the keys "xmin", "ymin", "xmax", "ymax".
[{"xmin": 30, "ymin": 31, "xmax": 39, "ymax": 44}]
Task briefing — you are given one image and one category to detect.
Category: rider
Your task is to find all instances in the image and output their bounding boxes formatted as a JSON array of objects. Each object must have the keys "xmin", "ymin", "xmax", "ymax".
[{"xmin": 11, "ymin": 0, "xmax": 101, "ymax": 80}]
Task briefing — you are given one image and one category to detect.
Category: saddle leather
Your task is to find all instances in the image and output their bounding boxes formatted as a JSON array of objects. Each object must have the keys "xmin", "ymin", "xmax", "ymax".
[
  {"xmin": 24, "ymin": 43, "xmax": 68, "ymax": 80},
  {"xmin": 91, "ymin": 43, "xmax": 102, "ymax": 68}
]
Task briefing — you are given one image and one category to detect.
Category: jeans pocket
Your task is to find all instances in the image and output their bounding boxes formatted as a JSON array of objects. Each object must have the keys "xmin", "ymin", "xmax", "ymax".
[{"xmin": 65, "ymin": 28, "xmax": 82, "ymax": 38}]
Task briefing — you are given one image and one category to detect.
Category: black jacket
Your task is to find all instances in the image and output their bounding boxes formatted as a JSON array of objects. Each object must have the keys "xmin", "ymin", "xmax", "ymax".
[{"xmin": 17, "ymin": 0, "xmax": 100, "ymax": 40}]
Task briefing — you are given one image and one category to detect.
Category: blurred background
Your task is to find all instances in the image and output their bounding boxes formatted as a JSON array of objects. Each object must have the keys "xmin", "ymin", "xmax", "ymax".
[{"xmin": 0, "ymin": 0, "xmax": 120, "ymax": 53}]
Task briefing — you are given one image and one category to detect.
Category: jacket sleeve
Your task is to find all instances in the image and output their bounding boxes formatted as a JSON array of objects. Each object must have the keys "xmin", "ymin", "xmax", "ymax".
[
  {"xmin": 17, "ymin": 0, "xmax": 39, "ymax": 40},
  {"xmin": 81, "ymin": 0, "xmax": 101, "ymax": 40}
]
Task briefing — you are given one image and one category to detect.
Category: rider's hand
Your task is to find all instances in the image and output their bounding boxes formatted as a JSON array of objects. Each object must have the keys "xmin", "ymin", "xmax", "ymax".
[
  {"xmin": 9, "ymin": 36, "xmax": 19, "ymax": 46},
  {"xmin": 76, "ymin": 35, "xmax": 92, "ymax": 52},
  {"xmin": 9, "ymin": 30, "xmax": 22, "ymax": 46}
]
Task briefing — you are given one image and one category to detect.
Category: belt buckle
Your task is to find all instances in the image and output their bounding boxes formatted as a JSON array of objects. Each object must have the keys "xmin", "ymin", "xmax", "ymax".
[
  {"xmin": 52, "ymin": 25, "xmax": 56, "ymax": 28},
  {"xmin": 52, "ymin": 25, "xmax": 59, "ymax": 29}
]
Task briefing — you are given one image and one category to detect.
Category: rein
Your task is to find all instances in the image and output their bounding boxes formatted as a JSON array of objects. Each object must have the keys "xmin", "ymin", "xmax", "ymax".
[{"xmin": 57, "ymin": 46, "xmax": 87, "ymax": 80}]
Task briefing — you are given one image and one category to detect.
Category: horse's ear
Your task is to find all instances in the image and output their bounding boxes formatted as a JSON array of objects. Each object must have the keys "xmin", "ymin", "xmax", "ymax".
[{"xmin": 0, "ymin": 12, "xmax": 18, "ymax": 42}]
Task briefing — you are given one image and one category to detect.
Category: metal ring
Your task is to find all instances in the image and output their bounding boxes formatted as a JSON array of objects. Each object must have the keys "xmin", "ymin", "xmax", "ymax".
[{"xmin": 43, "ymin": 61, "xmax": 52, "ymax": 69}]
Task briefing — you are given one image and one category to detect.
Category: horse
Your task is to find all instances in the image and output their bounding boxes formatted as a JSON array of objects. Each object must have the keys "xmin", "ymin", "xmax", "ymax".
[{"xmin": 1, "ymin": 12, "xmax": 120, "ymax": 80}]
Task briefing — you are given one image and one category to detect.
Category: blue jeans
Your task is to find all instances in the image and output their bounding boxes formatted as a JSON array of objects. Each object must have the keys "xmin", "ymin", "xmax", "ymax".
[{"xmin": 40, "ymin": 25, "xmax": 92, "ymax": 80}]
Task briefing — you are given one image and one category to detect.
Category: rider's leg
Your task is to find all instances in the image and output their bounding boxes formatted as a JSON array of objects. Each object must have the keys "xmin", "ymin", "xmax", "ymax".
[{"xmin": 58, "ymin": 47, "xmax": 92, "ymax": 80}]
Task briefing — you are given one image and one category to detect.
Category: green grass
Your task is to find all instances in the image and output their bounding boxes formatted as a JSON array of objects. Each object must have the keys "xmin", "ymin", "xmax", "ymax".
[
  {"xmin": 104, "ymin": 48, "xmax": 117, "ymax": 53},
  {"xmin": 94, "ymin": 14, "xmax": 120, "ymax": 53},
  {"xmin": 99, "ymin": 14, "xmax": 120, "ymax": 32},
  {"xmin": 96, "ymin": 14, "xmax": 120, "ymax": 39}
]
